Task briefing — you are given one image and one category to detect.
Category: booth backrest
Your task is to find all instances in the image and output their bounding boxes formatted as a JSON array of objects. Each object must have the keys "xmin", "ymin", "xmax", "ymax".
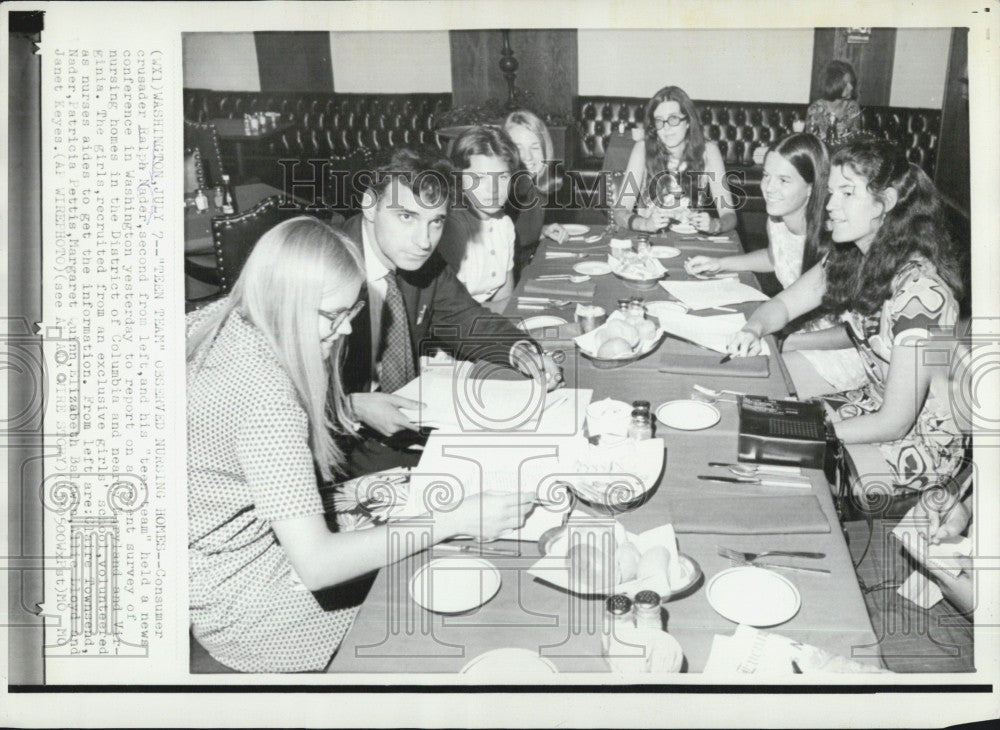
[
  {"xmin": 184, "ymin": 89, "xmax": 452, "ymax": 158},
  {"xmin": 575, "ymin": 95, "xmax": 941, "ymax": 175}
]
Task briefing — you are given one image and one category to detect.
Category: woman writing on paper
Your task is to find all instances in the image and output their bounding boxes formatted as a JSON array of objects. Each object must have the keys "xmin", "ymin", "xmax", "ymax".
[
  {"xmin": 612, "ymin": 85, "xmax": 737, "ymax": 235},
  {"xmin": 686, "ymin": 133, "xmax": 867, "ymax": 396},
  {"xmin": 726, "ymin": 140, "xmax": 966, "ymax": 495},
  {"xmin": 187, "ymin": 217, "xmax": 533, "ymax": 672}
]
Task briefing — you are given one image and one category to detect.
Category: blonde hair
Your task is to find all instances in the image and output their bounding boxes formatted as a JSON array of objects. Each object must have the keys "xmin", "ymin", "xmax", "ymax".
[
  {"xmin": 187, "ymin": 216, "xmax": 364, "ymax": 480},
  {"xmin": 504, "ymin": 109, "xmax": 561, "ymax": 193}
]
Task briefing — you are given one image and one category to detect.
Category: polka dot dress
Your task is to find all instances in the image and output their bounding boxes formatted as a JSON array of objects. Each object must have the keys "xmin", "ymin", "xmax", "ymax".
[{"xmin": 187, "ymin": 303, "xmax": 358, "ymax": 672}]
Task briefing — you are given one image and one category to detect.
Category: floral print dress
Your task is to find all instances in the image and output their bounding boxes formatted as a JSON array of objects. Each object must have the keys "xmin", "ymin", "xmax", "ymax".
[{"xmin": 823, "ymin": 258, "xmax": 966, "ymax": 492}]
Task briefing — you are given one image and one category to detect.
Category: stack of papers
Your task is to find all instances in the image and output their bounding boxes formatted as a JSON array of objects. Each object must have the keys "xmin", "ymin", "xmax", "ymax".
[
  {"xmin": 402, "ymin": 433, "xmax": 582, "ymax": 541},
  {"xmin": 660, "ymin": 279, "xmax": 770, "ymax": 311},
  {"xmin": 393, "ymin": 361, "xmax": 590, "ymax": 435},
  {"xmin": 647, "ymin": 307, "xmax": 771, "ymax": 355}
]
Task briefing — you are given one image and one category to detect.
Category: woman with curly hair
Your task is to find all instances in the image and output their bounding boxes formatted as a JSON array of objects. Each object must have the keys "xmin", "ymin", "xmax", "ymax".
[
  {"xmin": 727, "ymin": 139, "xmax": 966, "ymax": 495},
  {"xmin": 613, "ymin": 85, "xmax": 737, "ymax": 235}
]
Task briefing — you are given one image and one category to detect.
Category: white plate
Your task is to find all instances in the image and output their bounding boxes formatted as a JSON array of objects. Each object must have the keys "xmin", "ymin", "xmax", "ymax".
[
  {"xmin": 409, "ymin": 557, "xmax": 501, "ymax": 614},
  {"xmin": 651, "ymin": 245, "xmax": 681, "ymax": 259},
  {"xmin": 516, "ymin": 315, "xmax": 567, "ymax": 331},
  {"xmin": 671, "ymin": 223, "xmax": 697, "ymax": 234},
  {"xmin": 655, "ymin": 399, "xmax": 721, "ymax": 430},
  {"xmin": 460, "ymin": 648, "xmax": 559, "ymax": 677},
  {"xmin": 706, "ymin": 566, "xmax": 801, "ymax": 627},
  {"xmin": 562, "ymin": 224, "xmax": 590, "ymax": 236},
  {"xmin": 574, "ymin": 260, "xmax": 612, "ymax": 276}
]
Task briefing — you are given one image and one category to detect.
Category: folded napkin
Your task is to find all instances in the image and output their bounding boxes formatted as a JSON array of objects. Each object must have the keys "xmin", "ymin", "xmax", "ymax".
[
  {"xmin": 666, "ymin": 495, "xmax": 830, "ymax": 534},
  {"xmin": 523, "ymin": 279, "xmax": 597, "ymax": 300},
  {"xmin": 654, "ymin": 353, "xmax": 770, "ymax": 378}
]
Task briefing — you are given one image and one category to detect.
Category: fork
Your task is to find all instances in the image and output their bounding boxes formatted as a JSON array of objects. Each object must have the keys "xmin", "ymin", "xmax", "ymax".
[
  {"xmin": 718, "ymin": 547, "xmax": 830, "ymax": 574},
  {"xmin": 718, "ymin": 546, "xmax": 826, "ymax": 561}
]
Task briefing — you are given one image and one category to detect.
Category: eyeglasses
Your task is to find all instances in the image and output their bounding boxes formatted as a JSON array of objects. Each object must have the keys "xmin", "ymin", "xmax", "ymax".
[
  {"xmin": 319, "ymin": 299, "xmax": 366, "ymax": 341},
  {"xmin": 652, "ymin": 114, "xmax": 688, "ymax": 130}
]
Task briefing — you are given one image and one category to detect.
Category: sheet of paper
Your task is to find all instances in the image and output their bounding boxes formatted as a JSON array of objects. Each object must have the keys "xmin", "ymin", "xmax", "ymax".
[
  {"xmin": 404, "ymin": 433, "xmax": 581, "ymax": 541},
  {"xmin": 649, "ymin": 308, "xmax": 771, "ymax": 355},
  {"xmin": 660, "ymin": 279, "xmax": 771, "ymax": 310},
  {"xmin": 394, "ymin": 362, "xmax": 590, "ymax": 435},
  {"xmin": 891, "ymin": 507, "xmax": 972, "ymax": 577},
  {"xmin": 897, "ymin": 570, "xmax": 944, "ymax": 609}
]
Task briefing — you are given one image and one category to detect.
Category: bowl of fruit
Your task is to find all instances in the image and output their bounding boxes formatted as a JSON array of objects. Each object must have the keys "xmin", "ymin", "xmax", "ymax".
[{"xmin": 574, "ymin": 310, "xmax": 665, "ymax": 369}]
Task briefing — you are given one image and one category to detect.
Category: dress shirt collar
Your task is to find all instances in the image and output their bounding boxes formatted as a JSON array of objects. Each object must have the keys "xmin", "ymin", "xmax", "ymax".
[{"xmin": 361, "ymin": 218, "xmax": 391, "ymax": 284}]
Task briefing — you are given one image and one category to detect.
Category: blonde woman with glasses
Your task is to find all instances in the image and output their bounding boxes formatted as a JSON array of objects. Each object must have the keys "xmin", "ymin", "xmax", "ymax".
[{"xmin": 187, "ymin": 217, "xmax": 533, "ymax": 672}]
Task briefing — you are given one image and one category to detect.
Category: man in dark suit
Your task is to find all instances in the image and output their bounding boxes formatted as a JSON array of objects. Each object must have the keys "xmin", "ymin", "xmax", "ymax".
[{"xmin": 337, "ymin": 147, "xmax": 562, "ymax": 478}]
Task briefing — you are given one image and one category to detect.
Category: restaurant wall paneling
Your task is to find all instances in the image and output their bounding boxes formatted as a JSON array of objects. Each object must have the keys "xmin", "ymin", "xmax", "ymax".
[
  {"xmin": 183, "ymin": 32, "xmax": 262, "ymax": 91},
  {"xmin": 449, "ymin": 29, "xmax": 578, "ymax": 119},
  {"xmin": 935, "ymin": 28, "xmax": 970, "ymax": 218},
  {"xmin": 254, "ymin": 31, "xmax": 334, "ymax": 93},
  {"xmin": 810, "ymin": 28, "xmax": 897, "ymax": 106}
]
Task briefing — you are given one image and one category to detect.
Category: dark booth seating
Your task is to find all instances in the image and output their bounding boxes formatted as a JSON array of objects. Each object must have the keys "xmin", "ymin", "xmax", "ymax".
[
  {"xmin": 574, "ymin": 95, "xmax": 941, "ymax": 203},
  {"xmin": 184, "ymin": 89, "xmax": 452, "ymax": 212},
  {"xmin": 183, "ymin": 89, "xmax": 941, "ymax": 236}
]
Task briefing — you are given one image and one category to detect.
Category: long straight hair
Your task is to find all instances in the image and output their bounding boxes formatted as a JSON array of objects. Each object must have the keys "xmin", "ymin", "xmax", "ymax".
[
  {"xmin": 822, "ymin": 140, "xmax": 963, "ymax": 317},
  {"xmin": 767, "ymin": 133, "xmax": 830, "ymax": 272},
  {"xmin": 504, "ymin": 109, "xmax": 562, "ymax": 194},
  {"xmin": 187, "ymin": 217, "xmax": 364, "ymax": 479},
  {"xmin": 642, "ymin": 85, "xmax": 705, "ymax": 202}
]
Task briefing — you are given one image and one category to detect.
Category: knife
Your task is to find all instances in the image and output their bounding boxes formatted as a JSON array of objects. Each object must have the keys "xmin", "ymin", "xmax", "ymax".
[{"xmin": 698, "ymin": 475, "xmax": 811, "ymax": 489}]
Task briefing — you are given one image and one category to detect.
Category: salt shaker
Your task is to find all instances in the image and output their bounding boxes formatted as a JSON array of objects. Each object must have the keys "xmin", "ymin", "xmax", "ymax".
[
  {"xmin": 627, "ymin": 408, "xmax": 653, "ymax": 441},
  {"xmin": 633, "ymin": 590, "xmax": 664, "ymax": 631}
]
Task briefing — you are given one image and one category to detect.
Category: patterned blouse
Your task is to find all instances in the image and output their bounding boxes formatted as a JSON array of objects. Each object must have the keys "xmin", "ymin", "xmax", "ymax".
[
  {"xmin": 830, "ymin": 257, "xmax": 965, "ymax": 490},
  {"xmin": 187, "ymin": 301, "xmax": 357, "ymax": 672},
  {"xmin": 805, "ymin": 98, "xmax": 862, "ymax": 145}
]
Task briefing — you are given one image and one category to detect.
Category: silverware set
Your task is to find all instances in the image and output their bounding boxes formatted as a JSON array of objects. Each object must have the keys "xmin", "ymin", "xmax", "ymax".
[{"xmin": 717, "ymin": 546, "xmax": 830, "ymax": 574}]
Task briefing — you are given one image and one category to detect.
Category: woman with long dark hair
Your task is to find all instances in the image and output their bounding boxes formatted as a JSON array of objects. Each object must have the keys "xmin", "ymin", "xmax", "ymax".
[
  {"xmin": 727, "ymin": 139, "xmax": 966, "ymax": 493},
  {"xmin": 613, "ymin": 85, "xmax": 737, "ymax": 235},
  {"xmin": 687, "ymin": 133, "xmax": 867, "ymax": 394}
]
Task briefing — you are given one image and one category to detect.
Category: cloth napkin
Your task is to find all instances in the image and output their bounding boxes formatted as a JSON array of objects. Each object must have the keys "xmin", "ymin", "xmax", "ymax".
[
  {"xmin": 666, "ymin": 495, "xmax": 830, "ymax": 534},
  {"xmin": 523, "ymin": 279, "xmax": 597, "ymax": 300}
]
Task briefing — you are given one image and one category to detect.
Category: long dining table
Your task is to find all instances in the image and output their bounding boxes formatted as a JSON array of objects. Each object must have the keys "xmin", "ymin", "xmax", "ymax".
[{"xmin": 327, "ymin": 223, "xmax": 881, "ymax": 675}]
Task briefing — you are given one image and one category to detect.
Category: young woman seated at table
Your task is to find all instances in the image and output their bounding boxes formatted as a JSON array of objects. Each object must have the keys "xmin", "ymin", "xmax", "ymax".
[
  {"xmin": 437, "ymin": 125, "xmax": 519, "ymax": 314},
  {"xmin": 686, "ymin": 133, "xmax": 867, "ymax": 397},
  {"xmin": 612, "ymin": 85, "xmax": 737, "ymax": 235},
  {"xmin": 727, "ymin": 139, "xmax": 966, "ymax": 496},
  {"xmin": 503, "ymin": 110, "xmax": 568, "ymax": 270},
  {"xmin": 805, "ymin": 59, "xmax": 862, "ymax": 146},
  {"xmin": 186, "ymin": 217, "xmax": 533, "ymax": 672}
]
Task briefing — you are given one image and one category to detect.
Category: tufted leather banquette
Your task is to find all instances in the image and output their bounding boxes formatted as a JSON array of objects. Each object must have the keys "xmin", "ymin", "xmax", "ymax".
[
  {"xmin": 185, "ymin": 89, "xmax": 452, "ymax": 157},
  {"xmin": 575, "ymin": 95, "xmax": 941, "ymax": 179}
]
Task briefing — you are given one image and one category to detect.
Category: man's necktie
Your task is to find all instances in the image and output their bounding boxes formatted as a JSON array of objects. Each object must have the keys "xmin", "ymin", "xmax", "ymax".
[{"xmin": 377, "ymin": 272, "xmax": 416, "ymax": 393}]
